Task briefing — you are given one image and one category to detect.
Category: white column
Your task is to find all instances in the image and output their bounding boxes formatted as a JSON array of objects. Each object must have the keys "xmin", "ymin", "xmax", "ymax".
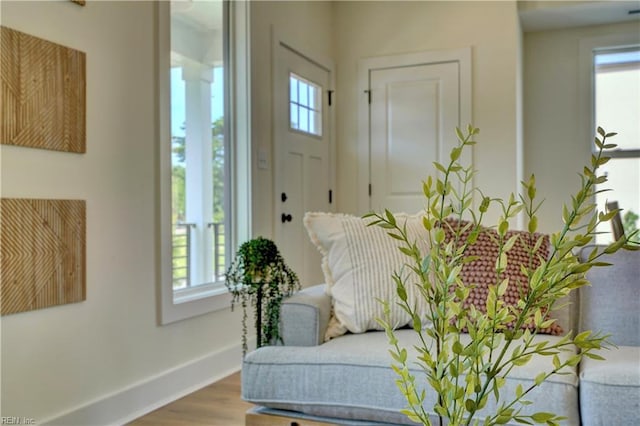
[{"xmin": 183, "ymin": 64, "xmax": 214, "ymax": 285}]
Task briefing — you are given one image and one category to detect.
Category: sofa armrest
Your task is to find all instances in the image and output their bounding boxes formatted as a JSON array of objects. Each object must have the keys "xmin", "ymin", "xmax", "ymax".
[{"xmin": 279, "ymin": 284, "xmax": 331, "ymax": 346}]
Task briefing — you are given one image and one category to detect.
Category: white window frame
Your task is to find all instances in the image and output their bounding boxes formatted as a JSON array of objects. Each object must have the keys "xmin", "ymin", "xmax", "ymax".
[
  {"xmin": 157, "ymin": 0, "xmax": 251, "ymax": 325},
  {"xmin": 593, "ymin": 48, "xmax": 640, "ymax": 159},
  {"xmin": 579, "ymin": 32, "xmax": 640, "ymax": 244},
  {"xmin": 289, "ymin": 72, "xmax": 323, "ymax": 137},
  {"xmin": 579, "ymin": 32, "xmax": 640, "ymax": 154}
]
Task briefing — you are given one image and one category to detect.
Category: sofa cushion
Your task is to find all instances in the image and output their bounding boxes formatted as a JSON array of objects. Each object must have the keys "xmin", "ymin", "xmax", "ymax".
[
  {"xmin": 443, "ymin": 219, "xmax": 562, "ymax": 335},
  {"xmin": 242, "ymin": 329, "xmax": 580, "ymax": 425},
  {"xmin": 304, "ymin": 212, "xmax": 429, "ymax": 340},
  {"xmin": 579, "ymin": 247, "xmax": 640, "ymax": 346},
  {"xmin": 579, "ymin": 345, "xmax": 640, "ymax": 425}
]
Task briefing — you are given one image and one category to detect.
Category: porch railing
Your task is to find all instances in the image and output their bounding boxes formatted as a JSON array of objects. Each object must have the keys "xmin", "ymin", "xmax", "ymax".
[{"xmin": 172, "ymin": 222, "xmax": 225, "ymax": 290}]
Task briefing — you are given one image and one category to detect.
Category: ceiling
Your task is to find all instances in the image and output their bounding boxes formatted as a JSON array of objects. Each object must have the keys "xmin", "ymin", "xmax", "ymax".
[
  {"xmin": 519, "ymin": 0, "xmax": 640, "ymax": 32},
  {"xmin": 171, "ymin": 0, "xmax": 223, "ymax": 32}
]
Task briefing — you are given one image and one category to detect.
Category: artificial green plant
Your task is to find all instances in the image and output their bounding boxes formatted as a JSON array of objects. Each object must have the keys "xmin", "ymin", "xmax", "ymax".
[
  {"xmin": 366, "ymin": 126, "xmax": 638, "ymax": 426},
  {"xmin": 225, "ymin": 237, "xmax": 299, "ymax": 355}
]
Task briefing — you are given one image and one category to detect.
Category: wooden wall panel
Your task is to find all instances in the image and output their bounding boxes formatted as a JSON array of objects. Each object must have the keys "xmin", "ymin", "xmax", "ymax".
[
  {"xmin": 0, "ymin": 26, "xmax": 86, "ymax": 153},
  {"xmin": 1, "ymin": 199, "xmax": 86, "ymax": 315}
]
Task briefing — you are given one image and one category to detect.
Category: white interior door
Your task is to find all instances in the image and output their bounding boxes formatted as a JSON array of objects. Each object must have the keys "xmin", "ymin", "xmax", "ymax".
[
  {"xmin": 358, "ymin": 48, "xmax": 471, "ymax": 214},
  {"xmin": 370, "ymin": 62, "xmax": 459, "ymax": 213},
  {"xmin": 274, "ymin": 41, "xmax": 333, "ymax": 287}
]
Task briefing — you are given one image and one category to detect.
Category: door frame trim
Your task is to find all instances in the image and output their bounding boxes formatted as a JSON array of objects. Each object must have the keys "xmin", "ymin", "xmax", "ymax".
[{"xmin": 357, "ymin": 47, "xmax": 472, "ymax": 214}]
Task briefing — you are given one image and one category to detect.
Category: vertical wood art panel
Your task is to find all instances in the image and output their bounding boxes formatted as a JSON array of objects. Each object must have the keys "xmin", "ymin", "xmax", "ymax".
[
  {"xmin": 0, "ymin": 26, "xmax": 86, "ymax": 153},
  {"xmin": 1, "ymin": 199, "xmax": 86, "ymax": 315}
]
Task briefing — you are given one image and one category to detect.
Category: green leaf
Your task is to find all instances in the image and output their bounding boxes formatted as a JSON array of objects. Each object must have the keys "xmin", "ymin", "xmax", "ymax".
[
  {"xmin": 497, "ymin": 278, "xmax": 510, "ymax": 297},
  {"xmin": 452, "ymin": 340, "xmax": 463, "ymax": 355},
  {"xmin": 516, "ymin": 383, "xmax": 524, "ymax": 398},
  {"xmin": 503, "ymin": 234, "xmax": 519, "ymax": 253},
  {"xmin": 574, "ymin": 330, "xmax": 592, "ymax": 343},
  {"xmin": 399, "ymin": 247, "xmax": 413, "ymax": 256},
  {"xmin": 385, "ymin": 209, "xmax": 396, "ymax": 226},
  {"xmin": 531, "ymin": 412, "xmax": 555, "ymax": 423},
  {"xmin": 527, "ymin": 175, "xmax": 536, "ymax": 200},
  {"xmin": 412, "ymin": 314, "xmax": 422, "ymax": 332},
  {"xmin": 434, "ymin": 162, "xmax": 447, "ymax": 174},
  {"xmin": 584, "ymin": 352, "xmax": 606, "ymax": 361},
  {"xmin": 498, "ymin": 220, "xmax": 509, "ymax": 237},
  {"xmin": 480, "ymin": 196, "xmax": 491, "ymax": 213},
  {"xmin": 496, "ymin": 252, "xmax": 508, "ymax": 272},
  {"xmin": 465, "ymin": 398, "xmax": 476, "ymax": 413},
  {"xmin": 512, "ymin": 354, "xmax": 532, "ymax": 366},
  {"xmin": 396, "ymin": 285, "xmax": 407, "ymax": 302},
  {"xmin": 534, "ymin": 372, "xmax": 546, "ymax": 386}
]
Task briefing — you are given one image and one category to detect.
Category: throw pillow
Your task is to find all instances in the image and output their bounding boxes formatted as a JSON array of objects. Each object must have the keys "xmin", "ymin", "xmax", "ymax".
[
  {"xmin": 304, "ymin": 212, "xmax": 430, "ymax": 340},
  {"xmin": 442, "ymin": 219, "xmax": 563, "ymax": 335}
]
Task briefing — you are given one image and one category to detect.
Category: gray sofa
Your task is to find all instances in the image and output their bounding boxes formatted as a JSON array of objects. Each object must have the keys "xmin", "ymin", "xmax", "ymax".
[{"xmin": 242, "ymin": 248, "xmax": 639, "ymax": 425}]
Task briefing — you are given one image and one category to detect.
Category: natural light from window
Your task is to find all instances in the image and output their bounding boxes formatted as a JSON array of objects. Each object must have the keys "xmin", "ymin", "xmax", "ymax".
[
  {"xmin": 170, "ymin": 0, "xmax": 229, "ymax": 295},
  {"xmin": 289, "ymin": 73, "xmax": 322, "ymax": 137},
  {"xmin": 594, "ymin": 47, "xmax": 640, "ymax": 244}
]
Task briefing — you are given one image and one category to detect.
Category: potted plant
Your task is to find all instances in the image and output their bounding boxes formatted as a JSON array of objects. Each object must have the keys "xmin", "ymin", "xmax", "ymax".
[
  {"xmin": 225, "ymin": 237, "xmax": 300, "ymax": 355},
  {"xmin": 366, "ymin": 126, "xmax": 638, "ymax": 426}
]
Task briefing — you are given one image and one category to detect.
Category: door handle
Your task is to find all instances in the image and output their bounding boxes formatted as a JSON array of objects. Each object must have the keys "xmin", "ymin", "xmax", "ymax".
[{"xmin": 281, "ymin": 213, "xmax": 292, "ymax": 223}]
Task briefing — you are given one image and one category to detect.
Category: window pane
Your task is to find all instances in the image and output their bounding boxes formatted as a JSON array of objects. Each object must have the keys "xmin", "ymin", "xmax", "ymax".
[
  {"xmin": 594, "ymin": 47, "xmax": 640, "ymax": 244},
  {"xmin": 308, "ymin": 85, "xmax": 315, "ymax": 109},
  {"xmin": 300, "ymin": 81, "xmax": 309, "ymax": 106},
  {"xmin": 299, "ymin": 107, "xmax": 309, "ymax": 132},
  {"xmin": 595, "ymin": 49, "xmax": 640, "ymax": 151},
  {"xmin": 595, "ymin": 158, "xmax": 640, "ymax": 243},
  {"xmin": 289, "ymin": 73, "xmax": 323, "ymax": 137},
  {"xmin": 171, "ymin": 0, "xmax": 226, "ymax": 288},
  {"xmin": 290, "ymin": 76, "xmax": 298, "ymax": 103},
  {"xmin": 290, "ymin": 104, "xmax": 298, "ymax": 130}
]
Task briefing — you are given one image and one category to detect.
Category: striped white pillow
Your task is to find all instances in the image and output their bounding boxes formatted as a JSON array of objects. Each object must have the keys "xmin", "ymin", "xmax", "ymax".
[{"xmin": 304, "ymin": 212, "xmax": 429, "ymax": 340}]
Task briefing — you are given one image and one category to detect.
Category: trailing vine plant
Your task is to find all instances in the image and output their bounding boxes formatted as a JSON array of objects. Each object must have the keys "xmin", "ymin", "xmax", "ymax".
[
  {"xmin": 225, "ymin": 237, "xmax": 300, "ymax": 355},
  {"xmin": 366, "ymin": 126, "xmax": 638, "ymax": 426}
]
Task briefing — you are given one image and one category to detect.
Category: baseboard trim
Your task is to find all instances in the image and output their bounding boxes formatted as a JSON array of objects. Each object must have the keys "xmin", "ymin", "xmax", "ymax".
[{"xmin": 42, "ymin": 342, "xmax": 246, "ymax": 425}]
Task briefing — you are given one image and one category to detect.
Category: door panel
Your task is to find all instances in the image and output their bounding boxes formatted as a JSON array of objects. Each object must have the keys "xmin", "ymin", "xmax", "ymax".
[
  {"xmin": 274, "ymin": 42, "xmax": 332, "ymax": 287},
  {"xmin": 280, "ymin": 151, "xmax": 304, "ymax": 277},
  {"xmin": 370, "ymin": 61, "xmax": 460, "ymax": 213}
]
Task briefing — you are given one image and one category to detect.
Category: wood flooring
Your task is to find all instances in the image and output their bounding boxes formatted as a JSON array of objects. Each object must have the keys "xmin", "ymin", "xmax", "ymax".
[{"xmin": 128, "ymin": 371, "xmax": 253, "ymax": 426}]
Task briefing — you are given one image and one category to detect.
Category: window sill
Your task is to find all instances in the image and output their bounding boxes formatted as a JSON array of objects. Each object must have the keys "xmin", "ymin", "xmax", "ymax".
[
  {"xmin": 174, "ymin": 282, "xmax": 229, "ymax": 305},
  {"xmin": 159, "ymin": 282, "xmax": 233, "ymax": 325}
]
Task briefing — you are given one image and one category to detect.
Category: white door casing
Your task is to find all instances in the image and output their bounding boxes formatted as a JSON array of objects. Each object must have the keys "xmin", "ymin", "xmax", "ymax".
[
  {"xmin": 273, "ymin": 37, "xmax": 335, "ymax": 287},
  {"xmin": 358, "ymin": 48, "xmax": 472, "ymax": 214}
]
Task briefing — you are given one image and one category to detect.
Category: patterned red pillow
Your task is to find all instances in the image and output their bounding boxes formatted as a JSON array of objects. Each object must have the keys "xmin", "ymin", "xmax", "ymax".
[{"xmin": 442, "ymin": 219, "xmax": 562, "ymax": 335}]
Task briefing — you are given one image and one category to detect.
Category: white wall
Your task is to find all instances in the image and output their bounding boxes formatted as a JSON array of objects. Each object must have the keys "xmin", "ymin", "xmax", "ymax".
[
  {"xmin": 250, "ymin": 0, "xmax": 334, "ymax": 238},
  {"xmin": 0, "ymin": 2, "xmax": 243, "ymax": 423},
  {"xmin": 333, "ymin": 1, "xmax": 522, "ymax": 220},
  {"xmin": 523, "ymin": 20, "xmax": 640, "ymax": 233}
]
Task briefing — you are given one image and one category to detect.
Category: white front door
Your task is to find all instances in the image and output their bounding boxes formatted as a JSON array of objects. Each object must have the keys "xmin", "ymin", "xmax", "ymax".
[
  {"xmin": 274, "ymin": 41, "xmax": 333, "ymax": 287},
  {"xmin": 359, "ymin": 49, "xmax": 472, "ymax": 214}
]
